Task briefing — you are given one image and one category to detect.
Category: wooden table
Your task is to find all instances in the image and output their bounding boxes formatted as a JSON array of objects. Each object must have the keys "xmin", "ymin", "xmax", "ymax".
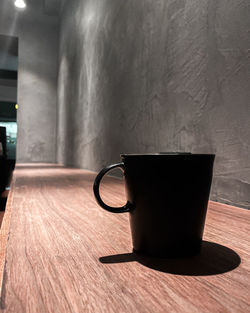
[{"xmin": 0, "ymin": 164, "xmax": 249, "ymax": 313}]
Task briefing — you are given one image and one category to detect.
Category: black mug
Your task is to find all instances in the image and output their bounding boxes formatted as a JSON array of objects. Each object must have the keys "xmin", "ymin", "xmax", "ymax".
[{"xmin": 93, "ymin": 153, "xmax": 215, "ymax": 258}]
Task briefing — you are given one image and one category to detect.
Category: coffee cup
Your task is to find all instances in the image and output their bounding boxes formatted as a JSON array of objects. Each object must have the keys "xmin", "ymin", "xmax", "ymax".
[{"xmin": 93, "ymin": 153, "xmax": 215, "ymax": 258}]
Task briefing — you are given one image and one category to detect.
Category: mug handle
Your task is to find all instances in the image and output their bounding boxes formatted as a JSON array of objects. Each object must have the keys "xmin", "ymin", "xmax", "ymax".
[{"xmin": 93, "ymin": 163, "xmax": 132, "ymax": 213}]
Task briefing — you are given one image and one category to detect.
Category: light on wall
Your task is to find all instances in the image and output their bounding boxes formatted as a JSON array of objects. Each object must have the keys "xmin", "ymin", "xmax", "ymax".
[{"xmin": 14, "ymin": 0, "xmax": 26, "ymax": 9}]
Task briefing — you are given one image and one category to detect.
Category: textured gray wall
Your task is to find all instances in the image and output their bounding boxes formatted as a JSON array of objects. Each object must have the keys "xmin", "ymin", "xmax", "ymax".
[
  {"xmin": 58, "ymin": 0, "xmax": 250, "ymax": 209},
  {"xmin": 0, "ymin": 0, "xmax": 58, "ymax": 162}
]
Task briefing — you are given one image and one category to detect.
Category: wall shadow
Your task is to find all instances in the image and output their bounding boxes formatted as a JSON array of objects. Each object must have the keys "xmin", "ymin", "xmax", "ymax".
[
  {"xmin": 15, "ymin": 164, "xmax": 64, "ymax": 170},
  {"xmin": 99, "ymin": 241, "xmax": 241, "ymax": 276}
]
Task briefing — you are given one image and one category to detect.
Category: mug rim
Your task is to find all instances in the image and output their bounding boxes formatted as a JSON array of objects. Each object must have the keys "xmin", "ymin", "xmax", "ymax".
[{"xmin": 121, "ymin": 152, "xmax": 215, "ymax": 157}]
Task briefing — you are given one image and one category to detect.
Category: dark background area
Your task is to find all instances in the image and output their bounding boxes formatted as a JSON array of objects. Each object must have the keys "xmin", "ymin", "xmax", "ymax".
[{"xmin": 0, "ymin": 34, "xmax": 18, "ymax": 210}]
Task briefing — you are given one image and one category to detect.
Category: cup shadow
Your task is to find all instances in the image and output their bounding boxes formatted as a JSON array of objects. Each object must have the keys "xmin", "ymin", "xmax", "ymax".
[{"xmin": 99, "ymin": 241, "xmax": 241, "ymax": 276}]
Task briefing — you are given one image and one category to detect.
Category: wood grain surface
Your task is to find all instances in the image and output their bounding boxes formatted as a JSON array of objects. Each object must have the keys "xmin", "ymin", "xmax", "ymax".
[{"xmin": 0, "ymin": 164, "xmax": 249, "ymax": 313}]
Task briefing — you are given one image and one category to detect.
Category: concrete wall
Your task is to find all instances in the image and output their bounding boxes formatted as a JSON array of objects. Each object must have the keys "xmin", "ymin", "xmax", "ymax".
[
  {"xmin": 0, "ymin": 0, "xmax": 58, "ymax": 162},
  {"xmin": 58, "ymin": 0, "xmax": 250, "ymax": 209}
]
